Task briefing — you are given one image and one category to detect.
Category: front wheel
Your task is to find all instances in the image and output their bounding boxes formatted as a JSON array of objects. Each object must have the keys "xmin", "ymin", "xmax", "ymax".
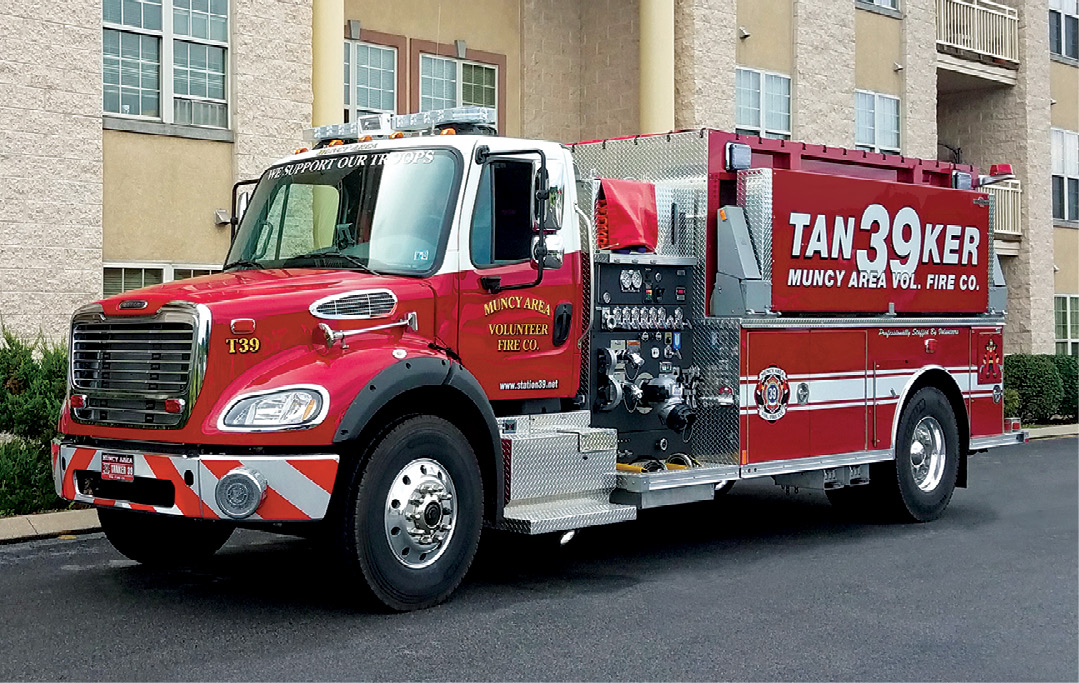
[
  {"xmin": 340, "ymin": 416, "xmax": 483, "ymax": 611},
  {"xmin": 98, "ymin": 508, "xmax": 234, "ymax": 566}
]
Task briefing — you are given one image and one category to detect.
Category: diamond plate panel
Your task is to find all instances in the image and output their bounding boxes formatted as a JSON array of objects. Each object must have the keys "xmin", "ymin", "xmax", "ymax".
[
  {"xmin": 737, "ymin": 169, "xmax": 774, "ymax": 283},
  {"xmin": 572, "ymin": 132, "xmax": 708, "ymax": 260},
  {"xmin": 576, "ymin": 178, "xmax": 598, "ymax": 397},
  {"xmin": 527, "ymin": 410, "xmax": 590, "ymax": 431},
  {"xmin": 689, "ymin": 317, "xmax": 742, "ymax": 466},
  {"xmin": 502, "ymin": 432, "xmax": 615, "ymax": 503},
  {"xmin": 498, "ymin": 492, "xmax": 637, "ymax": 534}
]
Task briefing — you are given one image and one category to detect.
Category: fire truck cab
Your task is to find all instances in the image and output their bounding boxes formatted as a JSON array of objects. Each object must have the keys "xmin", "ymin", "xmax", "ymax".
[{"xmin": 53, "ymin": 107, "xmax": 1026, "ymax": 611}]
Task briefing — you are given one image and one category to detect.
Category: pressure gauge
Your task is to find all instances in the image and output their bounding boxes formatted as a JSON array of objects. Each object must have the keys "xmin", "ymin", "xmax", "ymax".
[
  {"xmin": 619, "ymin": 270, "xmax": 633, "ymax": 291},
  {"xmin": 630, "ymin": 307, "xmax": 641, "ymax": 327},
  {"xmin": 612, "ymin": 307, "xmax": 623, "ymax": 326},
  {"xmin": 631, "ymin": 270, "xmax": 644, "ymax": 290},
  {"xmin": 602, "ymin": 291, "xmax": 611, "ymax": 304}
]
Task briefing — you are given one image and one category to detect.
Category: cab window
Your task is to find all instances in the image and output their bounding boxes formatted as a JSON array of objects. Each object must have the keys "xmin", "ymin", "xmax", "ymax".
[{"xmin": 471, "ymin": 160, "xmax": 534, "ymax": 267}]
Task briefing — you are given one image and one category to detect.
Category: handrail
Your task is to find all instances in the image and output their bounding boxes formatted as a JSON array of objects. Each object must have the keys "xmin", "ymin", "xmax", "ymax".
[
  {"xmin": 986, "ymin": 179, "xmax": 1022, "ymax": 237},
  {"xmin": 936, "ymin": 0, "xmax": 1020, "ymax": 64}
]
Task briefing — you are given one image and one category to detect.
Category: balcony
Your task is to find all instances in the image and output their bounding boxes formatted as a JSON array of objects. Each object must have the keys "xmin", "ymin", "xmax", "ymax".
[
  {"xmin": 987, "ymin": 179, "xmax": 1023, "ymax": 254},
  {"xmin": 936, "ymin": 0, "xmax": 1020, "ymax": 91}
]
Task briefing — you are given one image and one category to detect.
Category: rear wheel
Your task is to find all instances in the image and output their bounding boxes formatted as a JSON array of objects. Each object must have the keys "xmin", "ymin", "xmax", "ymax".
[
  {"xmin": 829, "ymin": 387, "xmax": 960, "ymax": 522},
  {"xmin": 98, "ymin": 508, "xmax": 234, "ymax": 566},
  {"xmin": 339, "ymin": 415, "xmax": 483, "ymax": 611}
]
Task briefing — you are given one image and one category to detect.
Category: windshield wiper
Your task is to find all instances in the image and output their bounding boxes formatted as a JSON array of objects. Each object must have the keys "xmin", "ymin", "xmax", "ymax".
[
  {"xmin": 223, "ymin": 259, "xmax": 266, "ymax": 271},
  {"xmin": 284, "ymin": 251, "xmax": 380, "ymax": 275}
]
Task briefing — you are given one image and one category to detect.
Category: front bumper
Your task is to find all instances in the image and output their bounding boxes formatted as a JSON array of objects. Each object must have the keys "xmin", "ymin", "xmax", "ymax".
[{"xmin": 52, "ymin": 443, "xmax": 339, "ymax": 521}]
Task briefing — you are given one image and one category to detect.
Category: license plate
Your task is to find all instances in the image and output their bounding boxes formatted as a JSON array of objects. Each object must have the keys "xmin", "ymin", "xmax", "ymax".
[{"xmin": 101, "ymin": 453, "xmax": 135, "ymax": 482}]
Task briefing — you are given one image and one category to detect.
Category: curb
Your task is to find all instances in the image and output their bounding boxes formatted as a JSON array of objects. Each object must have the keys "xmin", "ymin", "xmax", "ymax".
[
  {"xmin": 0, "ymin": 509, "xmax": 100, "ymax": 544},
  {"xmin": 1026, "ymin": 424, "xmax": 1079, "ymax": 439}
]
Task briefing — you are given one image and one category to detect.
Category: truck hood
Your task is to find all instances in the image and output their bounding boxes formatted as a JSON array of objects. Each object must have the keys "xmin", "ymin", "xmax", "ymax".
[{"xmin": 98, "ymin": 268, "xmax": 433, "ymax": 318}]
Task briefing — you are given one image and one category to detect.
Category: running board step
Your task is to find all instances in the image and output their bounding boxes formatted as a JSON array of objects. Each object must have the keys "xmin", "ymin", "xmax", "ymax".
[
  {"xmin": 613, "ymin": 464, "xmax": 738, "ymax": 509},
  {"xmin": 498, "ymin": 493, "xmax": 636, "ymax": 535}
]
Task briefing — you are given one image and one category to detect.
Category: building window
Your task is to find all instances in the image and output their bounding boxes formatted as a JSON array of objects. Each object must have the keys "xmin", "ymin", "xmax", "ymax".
[
  {"xmin": 735, "ymin": 67, "xmax": 791, "ymax": 140},
  {"xmin": 1050, "ymin": 0, "xmax": 1079, "ymax": 60},
  {"xmin": 1052, "ymin": 129, "xmax": 1079, "ymax": 222},
  {"xmin": 418, "ymin": 54, "xmax": 497, "ymax": 112},
  {"xmin": 859, "ymin": 0, "xmax": 899, "ymax": 10},
  {"xmin": 1055, "ymin": 295, "xmax": 1079, "ymax": 356},
  {"xmin": 855, "ymin": 90, "xmax": 901, "ymax": 153},
  {"xmin": 103, "ymin": 264, "xmax": 221, "ymax": 297},
  {"xmin": 102, "ymin": 0, "xmax": 229, "ymax": 128},
  {"xmin": 344, "ymin": 40, "xmax": 397, "ymax": 121}
]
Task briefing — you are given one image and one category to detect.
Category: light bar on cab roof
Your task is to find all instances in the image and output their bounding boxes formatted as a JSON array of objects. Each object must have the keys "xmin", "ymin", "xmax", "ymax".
[
  {"xmin": 303, "ymin": 106, "xmax": 497, "ymax": 143},
  {"xmin": 392, "ymin": 106, "xmax": 495, "ymax": 132}
]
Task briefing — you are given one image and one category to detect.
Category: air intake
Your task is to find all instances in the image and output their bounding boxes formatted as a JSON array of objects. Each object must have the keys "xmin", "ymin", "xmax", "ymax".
[{"xmin": 310, "ymin": 289, "xmax": 397, "ymax": 320}]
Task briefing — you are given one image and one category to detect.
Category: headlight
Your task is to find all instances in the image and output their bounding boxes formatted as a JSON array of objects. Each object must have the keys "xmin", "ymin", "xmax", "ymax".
[{"xmin": 221, "ymin": 387, "xmax": 327, "ymax": 430}]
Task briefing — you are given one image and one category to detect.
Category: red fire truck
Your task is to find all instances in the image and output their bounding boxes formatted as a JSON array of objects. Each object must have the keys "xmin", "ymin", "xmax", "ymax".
[{"xmin": 52, "ymin": 107, "xmax": 1026, "ymax": 610}]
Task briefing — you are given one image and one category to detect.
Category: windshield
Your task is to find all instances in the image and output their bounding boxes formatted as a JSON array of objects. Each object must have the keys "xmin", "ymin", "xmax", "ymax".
[{"xmin": 226, "ymin": 148, "xmax": 461, "ymax": 275}]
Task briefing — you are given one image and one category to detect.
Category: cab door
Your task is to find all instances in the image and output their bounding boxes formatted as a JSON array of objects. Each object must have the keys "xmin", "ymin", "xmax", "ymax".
[{"xmin": 456, "ymin": 144, "xmax": 581, "ymax": 400}]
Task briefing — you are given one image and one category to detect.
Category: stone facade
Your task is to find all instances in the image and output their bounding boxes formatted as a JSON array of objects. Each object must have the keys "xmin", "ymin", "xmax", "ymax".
[
  {"xmin": 937, "ymin": 0, "xmax": 1055, "ymax": 353},
  {"xmin": 580, "ymin": 0, "xmax": 640, "ymax": 141},
  {"xmin": 0, "ymin": 0, "xmax": 103, "ymax": 343},
  {"xmin": 902, "ymin": 0, "xmax": 938, "ymax": 159},
  {"xmin": 520, "ymin": 0, "xmax": 584, "ymax": 142},
  {"xmin": 675, "ymin": 0, "xmax": 737, "ymax": 130},
  {"xmin": 231, "ymin": 0, "xmax": 313, "ymax": 180},
  {"xmin": 793, "ymin": 0, "xmax": 856, "ymax": 147}
]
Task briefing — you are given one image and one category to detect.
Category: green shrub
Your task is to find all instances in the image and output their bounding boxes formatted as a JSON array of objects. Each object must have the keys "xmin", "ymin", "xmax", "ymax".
[
  {"xmin": 0, "ymin": 331, "xmax": 67, "ymax": 444},
  {"xmin": 1004, "ymin": 353, "xmax": 1064, "ymax": 424},
  {"xmin": 1003, "ymin": 388, "xmax": 1020, "ymax": 418},
  {"xmin": 0, "ymin": 439, "xmax": 56, "ymax": 516},
  {"xmin": 1046, "ymin": 354, "xmax": 1078, "ymax": 420},
  {"xmin": 0, "ymin": 330, "xmax": 68, "ymax": 516}
]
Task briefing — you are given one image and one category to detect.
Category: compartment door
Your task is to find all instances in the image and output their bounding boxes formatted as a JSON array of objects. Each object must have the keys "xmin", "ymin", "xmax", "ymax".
[
  {"xmin": 745, "ymin": 331, "xmax": 811, "ymax": 462},
  {"xmin": 807, "ymin": 330, "xmax": 868, "ymax": 456}
]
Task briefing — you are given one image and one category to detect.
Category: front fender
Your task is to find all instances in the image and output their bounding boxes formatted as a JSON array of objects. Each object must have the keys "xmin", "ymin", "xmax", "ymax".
[
  {"xmin": 334, "ymin": 358, "xmax": 503, "ymax": 521},
  {"xmin": 198, "ymin": 338, "xmax": 443, "ymax": 446}
]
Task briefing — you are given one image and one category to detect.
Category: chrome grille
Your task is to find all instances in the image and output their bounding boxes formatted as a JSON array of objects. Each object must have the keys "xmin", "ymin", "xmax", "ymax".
[
  {"xmin": 311, "ymin": 290, "xmax": 396, "ymax": 319},
  {"xmin": 70, "ymin": 314, "xmax": 198, "ymax": 428}
]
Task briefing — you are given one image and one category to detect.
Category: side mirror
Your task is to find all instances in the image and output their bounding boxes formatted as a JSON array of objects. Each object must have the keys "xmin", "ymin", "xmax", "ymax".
[
  {"xmin": 532, "ymin": 233, "xmax": 564, "ymax": 270},
  {"xmin": 230, "ymin": 179, "xmax": 259, "ymax": 241},
  {"xmin": 534, "ymin": 167, "xmax": 563, "ymax": 233}
]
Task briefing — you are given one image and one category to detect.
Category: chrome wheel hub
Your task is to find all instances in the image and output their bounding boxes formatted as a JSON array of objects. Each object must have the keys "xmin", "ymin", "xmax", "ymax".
[
  {"xmin": 910, "ymin": 416, "xmax": 946, "ymax": 492},
  {"xmin": 384, "ymin": 458, "xmax": 457, "ymax": 569}
]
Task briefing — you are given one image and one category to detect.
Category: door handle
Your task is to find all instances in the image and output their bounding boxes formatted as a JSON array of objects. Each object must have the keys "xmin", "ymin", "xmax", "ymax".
[{"xmin": 552, "ymin": 303, "xmax": 573, "ymax": 346}]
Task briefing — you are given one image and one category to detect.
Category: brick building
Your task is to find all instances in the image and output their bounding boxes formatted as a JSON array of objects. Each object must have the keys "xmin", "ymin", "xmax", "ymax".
[{"xmin": 0, "ymin": 0, "xmax": 1075, "ymax": 354}]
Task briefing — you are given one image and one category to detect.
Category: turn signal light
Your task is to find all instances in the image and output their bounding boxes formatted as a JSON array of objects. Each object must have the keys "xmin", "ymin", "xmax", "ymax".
[
  {"xmin": 69, "ymin": 394, "xmax": 86, "ymax": 408},
  {"xmin": 360, "ymin": 135, "xmax": 373, "ymax": 142},
  {"xmin": 164, "ymin": 398, "xmax": 185, "ymax": 414},
  {"xmin": 440, "ymin": 128, "xmax": 456, "ymax": 135},
  {"xmin": 389, "ymin": 131, "xmax": 404, "ymax": 139},
  {"xmin": 293, "ymin": 147, "xmax": 308, "ymax": 154},
  {"xmin": 327, "ymin": 139, "xmax": 344, "ymax": 146},
  {"xmin": 230, "ymin": 318, "xmax": 256, "ymax": 334}
]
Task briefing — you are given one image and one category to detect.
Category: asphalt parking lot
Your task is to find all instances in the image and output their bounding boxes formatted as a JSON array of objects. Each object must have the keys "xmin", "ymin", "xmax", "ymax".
[{"xmin": 1, "ymin": 436, "xmax": 1075, "ymax": 681}]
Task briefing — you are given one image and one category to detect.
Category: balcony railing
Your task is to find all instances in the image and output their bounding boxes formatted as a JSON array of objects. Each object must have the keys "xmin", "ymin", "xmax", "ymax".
[
  {"xmin": 936, "ymin": 0, "xmax": 1020, "ymax": 65},
  {"xmin": 987, "ymin": 179, "xmax": 1022, "ymax": 237}
]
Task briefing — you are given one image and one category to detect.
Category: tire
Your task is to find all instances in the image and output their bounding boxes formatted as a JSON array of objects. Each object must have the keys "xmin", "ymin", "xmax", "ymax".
[
  {"xmin": 872, "ymin": 387, "xmax": 960, "ymax": 522},
  {"xmin": 340, "ymin": 415, "xmax": 483, "ymax": 611},
  {"xmin": 98, "ymin": 508, "xmax": 234, "ymax": 566}
]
